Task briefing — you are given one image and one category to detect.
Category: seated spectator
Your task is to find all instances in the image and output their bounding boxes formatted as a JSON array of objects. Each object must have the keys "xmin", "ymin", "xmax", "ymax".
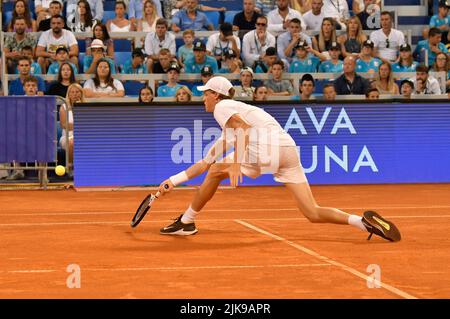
[
  {"xmin": 9, "ymin": 56, "xmax": 46, "ymax": 95},
  {"xmin": 47, "ymin": 47, "xmax": 79, "ymax": 75},
  {"xmin": 206, "ymin": 23, "xmax": 241, "ymax": 69},
  {"xmin": 373, "ymin": 62, "xmax": 399, "ymax": 95},
  {"xmin": 256, "ymin": 0, "xmax": 277, "ymax": 15},
  {"xmin": 302, "ymin": 0, "xmax": 324, "ymax": 31},
  {"xmin": 337, "ymin": 16, "xmax": 367, "ymax": 59},
  {"xmin": 218, "ymin": 49, "xmax": 243, "ymax": 74},
  {"xmin": 357, "ymin": 0, "xmax": 381, "ymax": 30},
  {"xmin": 83, "ymin": 39, "xmax": 116, "ymax": 74},
  {"xmin": 423, "ymin": 1, "xmax": 449, "ymax": 41},
  {"xmin": 66, "ymin": 0, "xmax": 104, "ymax": 26},
  {"xmin": 370, "ymin": 11, "xmax": 405, "ymax": 63},
  {"xmin": 129, "ymin": 0, "xmax": 163, "ymax": 28},
  {"xmin": 37, "ymin": 0, "xmax": 69, "ymax": 32},
  {"xmin": 409, "ymin": 64, "xmax": 442, "ymax": 95},
  {"xmin": 289, "ymin": 41, "xmax": 320, "ymax": 73},
  {"xmin": 46, "ymin": 62, "xmax": 77, "ymax": 97},
  {"xmin": 139, "ymin": 85, "xmax": 154, "ymax": 103},
  {"xmin": 171, "ymin": 0, "xmax": 214, "ymax": 32},
  {"xmin": 6, "ymin": 0, "xmax": 37, "ymax": 32},
  {"xmin": 192, "ymin": 66, "xmax": 214, "ymax": 96},
  {"xmin": 253, "ymin": 85, "xmax": 269, "ymax": 101},
  {"xmin": 392, "ymin": 44, "xmax": 418, "ymax": 74},
  {"xmin": 365, "ymin": 87, "xmax": 380, "ymax": 99},
  {"xmin": 352, "ymin": 0, "xmax": 380, "ymax": 15},
  {"xmin": 322, "ymin": 0, "xmax": 350, "ymax": 30},
  {"xmin": 298, "ymin": 73, "xmax": 316, "ymax": 100},
  {"xmin": 86, "ymin": 23, "xmax": 115, "ymax": 60},
  {"xmin": 356, "ymin": 39, "xmax": 382, "ymax": 74},
  {"xmin": 4, "ymin": 17, "xmax": 38, "ymax": 73},
  {"xmin": 312, "ymin": 17, "xmax": 337, "ymax": 59},
  {"xmin": 106, "ymin": 1, "xmax": 136, "ymax": 33},
  {"xmin": 234, "ymin": 67, "xmax": 255, "ymax": 97},
  {"xmin": 413, "ymin": 28, "xmax": 449, "ymax": 66},
  {"xmin": 233, "ymin": 0, "xmax": 262, "ymax": 32},
  {"xmin": 400, "ymin": 79, "xmax": 414, "ymax": 99},
  {"xmin": 242, "ymin": 16, "xmax": 276, "ymax": 68},
  {"xmin": 264, "ymin": 60, "xmax": 294, "ymax": 96},
  {"xmin": 157, "ymin": 62, "xmax": 183, "ymax": 97},
  {"xmin": 83, "ymin": 59, "xmax": 125, "ymax": 98},
  {"xmin": 36, "ymin": 15, "xmax": 79, "ymax": 74},
  {"xmin": 18, "ymin": 46, "xmax": 42, "ymax": 75},
  {"xmin": 67, "ymin": 0, "xmax": 96, "ymax": 32},
  {"xmin": 137, "ymin": 0, "xmax": 162, "ymax": 32},
  {"xmin": 267, "ymin": 0, "xmax": 305, "ymax": 33},
  {"xmin": 59, "ymin": 83, "xmax": 85, "ymax": 170},
  {"xmin": 23, "ymin": 76, "xmax": 40, "ymax": 97},
  {"xmin": 318, "ymin": 42, "xmax": 343, "ymax": 72},
  {"xmin": 175, "ymin": 86, "xmax": 193, "ymax": 102},
  {"xmin": 334, "ymin": 56, "xmax": 370, "ymax": 95},
  {"xmin": 151, "ymin": 48, "xmax": 177, "ymax": 73},
  {"xmin": 277, "ymin": 18, "xmax": 312, "ymax": 65},
  {"xmin": 121, "ymin": 48, "xmax": 147, "ymax": 74},
  {"xmin": 255, "ymin": 47, "xmax": 278, "ymax": 73},
  {"xmin": 35, "ymin": 0, "xmax": 61, "ymax": 25},
  {"xmin": 430, "ymin": 52, "xmax": 450, "ymax": 89},
  {"xmin": 322, "ymin": 82, "xmax": 337, "ymax": 100},
  {"xmin": 144, "ymin": 18, "xmax": 176, "ymax": 66},
  {"xmin": 177, "ymin": 29, "xmax": 195, "ymax": 67},
  {"xmin": 184, "ymin": 41, "xmax": 219, "ymax": 74}
]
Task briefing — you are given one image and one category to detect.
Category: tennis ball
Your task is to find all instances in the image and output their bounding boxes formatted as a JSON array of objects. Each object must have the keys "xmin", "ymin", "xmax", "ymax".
[{"xmin": 55, "ymin": 165, "xmax": 66, "ymax": 176}]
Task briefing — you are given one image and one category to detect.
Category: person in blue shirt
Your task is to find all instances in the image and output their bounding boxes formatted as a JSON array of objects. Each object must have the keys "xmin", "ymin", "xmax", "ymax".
[
  {"xmin": 83, "ymin": 39, "xmax": 116, "ymax": 74},
  {"xmin": 318, "ymin": 42, "xmax": 344, "ymax": 73},
  {"xmin": 254, "ymin": 47, "xmax": 278, "ymax": 73},
  {"xmin": 184, "ymin": 41, "xmax": 219, "ymax": 74},
  {"xmin": 392, "ymin": 43, "xmax": 418, "ymax": 76},
  {"xmin": 157, "ymin": 62, "xmax": 184, "ymax": 97},
  {"xmin": 413, "ymin": 28, "xmax": 449, "ymax": 66},
  {"xmin": 423, "ymin": 2, "xmax": 449, "ymax": 40},
  {"xmin": 356, "ymin": 39, "xmax": 382, "ymax": 74},
  {"xmin": 192, "ymin": 65, "xmax": 214, "ymax": 96},
  {"xmin": 289, "ymin": 41, "xmax": 320, "ymax": 73},
  {"xmin": 120, "ymin": 48, "xmax": 147, "ymax": 74},
  {"xmin": 47, "ymin": 46, "xmax": 79, "ymax": 75},
  {"xmin": 17, "ymin": 46, "xmax": 42, "ymax": 75},
  {"xmin": 292, "ymin": 73, "xmax": 316, "ymax": 101},
  {"xmin": 9, "ymin": 56, "xmax": 46, "ymax": 95},
  {"xmin": 171, "ymin": 0, "xmax": 214, "ymax": 32}
]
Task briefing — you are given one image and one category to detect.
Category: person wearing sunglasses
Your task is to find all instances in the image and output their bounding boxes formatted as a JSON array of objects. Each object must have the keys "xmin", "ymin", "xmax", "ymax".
[
  {"xmin": 369, "ymin": 11, "xmax": 405, "ymax": 63},
  {"xmin": 242, "ymin": 16, "xmax": 276, "ymax": 68}
]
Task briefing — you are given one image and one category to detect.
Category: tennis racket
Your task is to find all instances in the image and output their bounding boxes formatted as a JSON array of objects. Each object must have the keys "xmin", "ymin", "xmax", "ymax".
[{"xmin": 130, "ymin": 184, "xmax": 169, "ymax": 228}]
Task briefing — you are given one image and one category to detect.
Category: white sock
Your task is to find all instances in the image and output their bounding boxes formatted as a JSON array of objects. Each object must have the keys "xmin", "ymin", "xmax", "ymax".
[
  {"xmin": 181, "ymin": 206, "xmax": 199, "ymax": 224},
  {"xmin": 348, "ymin": 215, "xmax": 367, "ymax": 232}
]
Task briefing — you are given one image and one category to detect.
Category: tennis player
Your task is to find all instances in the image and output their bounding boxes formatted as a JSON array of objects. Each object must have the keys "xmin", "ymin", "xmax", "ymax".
[{"xmin": 158, "ymin": 76, "xmax": 401, "ymax": 242}]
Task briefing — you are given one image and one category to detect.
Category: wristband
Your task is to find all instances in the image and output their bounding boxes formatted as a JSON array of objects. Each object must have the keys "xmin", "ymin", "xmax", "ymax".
[{"xmin": 169, "ymin": 171, "xmax": 189, "ymax": 186}]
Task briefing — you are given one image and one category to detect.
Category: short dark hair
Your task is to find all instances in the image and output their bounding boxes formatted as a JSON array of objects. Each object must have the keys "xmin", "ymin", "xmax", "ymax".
[
  {"xmin": 156, "ymin": 18, "xmax": 168, "ymax": 28},
  {"xmin": 50, "ymin": 14, "xmax": 65, "ymax": 22},
  {"xmin": 50, "ymin": 0, "xmax": 62, "ymax": 7},
  {"xmin": 272, "ymin": 59, "xmax": 284, "ymax": 69},
  {"xmin": 23, "ymin": 75, "xmax": 38, "ymax": 85},
  {"xmin": 290, "ymin": 18, "xmax": 302, "ymax": 26},
  {"xmin": 400, "ymin": 79, "xmax": 414, "ymax": 89},
  {"xmin": 380, "ymin": 11, "xmax": 393, "ymax": 19},
  {"xmin": 301, "ymin": 73, "xmax": 315, "ymax": 86},
  {"xmin": 323, "ymin": 83, "xmax": 336, "ymax": 91},
  {"xmin": 416, "ymin": 64, "xmax": 429, "ymax": 73},
  {"xmin": 365, "ymin": 88, "xmax": 380, "ymax": 97},
  {"xmin": 429, "ymin": 27, "xmax": 442, "ymax": 37}
]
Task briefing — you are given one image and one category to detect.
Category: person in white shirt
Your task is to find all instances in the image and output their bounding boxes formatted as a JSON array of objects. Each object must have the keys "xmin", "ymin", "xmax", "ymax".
[
  {"xmin": 35, "ymin": 0, "xmax": 63, "ymax": 25},
  {"xmin": 242, "ymin": 16, "xmax": 277, "ymax": 67},
  {"xmin": 83, "ymin": 59, "xmax": 125, "ymax": 98},
  {"xmin": 144, "ymin": 18, "xmax": 176, "ymax": 61},
  {"xmin": 369, "ymin": 11, "xmax": 405, "ymax": 63},
  {"xmin": 35, "ymin": 15, "xmax": 79, "ymax": 73},
  {"xmin": 322, "ymin": 0, "xmax": 350, "ymax": 30},
  {"xmin": 277, "ymin": 18, "xmax": 312, "ymax": 65},
  {"xmin": 156, "ymin": 76, "xmax": 402, "ymax": 244},
  {"xmin": 302, "ymin": 0, "xmax": 325, "ymax": 31},
  {"xmin": 267, "ymin": 0, "xmax": 306, "ymax": 32},
  {"xmin": 206, "ymin": 22, "xmax": 241, "ymax": 68},
  {"xmin": 409, "ymin": 64, "xmax": 442, "ymax": 95}
]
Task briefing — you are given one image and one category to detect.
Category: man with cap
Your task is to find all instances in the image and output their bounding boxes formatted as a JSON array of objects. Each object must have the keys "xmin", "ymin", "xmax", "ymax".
[
  {"xmin": 276, "ymin": 18, "xmax": 312, "ymax": 65},
  {"xmin": 192, "ymin": 65, "xmax": 215, "ymax": 96},
  {"xmin": 413, "ymin": 27, "xmax": 449, "ymax": 66},
  {"xmin": 242, "ymin": 16, "xmax": 276, "ymax": 68},
  {"xmin": 392, "ymin": 43, "xmax": 418, "ymax": 74},
  {"xmin": 184, "ymin": 41, "xmax": 219, "ymax": 74},
  {"xmin": 218, "ymin": 49, "xmax": 243, "ymax": 74},
  {"xmin": 171, "ymin": 0, "xmax": 214, "ymax": 32},
  {"xmin": 356, "ymin": 39, "xmax": 382, "ymax": 74},
  {"xmin": 157, "ymin": 62, "xmax": 183, "ymax": 97},
  {"xmin": 206, "ymin": 22, "xmax": 241, "ymax": 69},
  {"xmin": 254, "ymin": 47, "xmax": 278, "ymax": 73},
  {"xmin": 234, "ymin": 66, "xmax": 256, "ymax": 97},
  {"xmin": 47, "ymin": 46, "xmax": 79, "ymax": 74},
  {"xmin": 156, "ymin": 75, "xmax": 402, "ymax": 244},
  {"xmin": 289, "ymin": 41, "xmax": 320, "ymax": 73},
  {"xmin": 83, "ymin": 39, "xmax": 116, "ymax": 74},
  {"xmin": 318, "ymin": 42, "xmax": 344, "ymax": 73},
  {"xmin": 120, "ymin": 48, "xmax": 147, "ymax": 74}
]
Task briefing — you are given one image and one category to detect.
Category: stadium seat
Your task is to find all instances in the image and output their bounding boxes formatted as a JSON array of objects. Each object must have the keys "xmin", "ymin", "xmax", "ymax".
[
  {"xmin": 78, "ymin": 52, "xmax": 85, "ymax": 72},
  {"xmin": 224, "ymin": 11, "xmax": 239, "ymax": 24},
  {"xmin": 123, "ymin": 81, "xmax": 144, "ymax": 96},
  {"xmin": 204, "ymin": 11, "xmax": 220, "ymax": 29},
  {"xmin": 114, "ymin": 39, "xmax": 132, "ymax": 52},
  {"xmin": 3, "ymin": 11, "xmax": 13, "ymax": 29},
  {"xmin": 77, "ymin": 39, "xmax": 86, "ymax": 53},
  {"xmin": 102, "ymin": 11, "xmax": 116, "ymax": 24},
  {"xmin": 104, "ymin": 1, "xmax": 116, "ymax": 11},
  {"xmin": 114, "ymin": 52, "xmax": 131, "ymax": 70}
]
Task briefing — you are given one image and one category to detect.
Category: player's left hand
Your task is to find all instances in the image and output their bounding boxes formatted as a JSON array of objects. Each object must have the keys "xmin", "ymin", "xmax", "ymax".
[{"xmin": 228, "ymin": 163, "xmax": 242, "ymax": 188}]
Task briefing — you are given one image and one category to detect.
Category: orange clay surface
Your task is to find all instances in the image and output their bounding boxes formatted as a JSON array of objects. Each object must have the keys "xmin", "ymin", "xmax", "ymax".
[{"xmin": 0, "ymin": 184, "xmax": 450, "ymax": 299}]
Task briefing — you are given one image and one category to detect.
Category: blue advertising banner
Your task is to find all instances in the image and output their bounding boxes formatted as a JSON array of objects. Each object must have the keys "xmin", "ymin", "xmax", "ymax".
[
  {"xmin": 200, "ymin": 0, "xmax": 242, "ymax": 11},
  {"xmin": 73, "ymin": 101, "xmax": 450, "ymax": 187}
]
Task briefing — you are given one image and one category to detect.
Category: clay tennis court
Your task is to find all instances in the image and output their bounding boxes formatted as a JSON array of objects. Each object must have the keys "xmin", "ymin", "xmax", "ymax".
[{"xmin": 1, "ymin": 183, "xmax": 449, "ymax": 299}]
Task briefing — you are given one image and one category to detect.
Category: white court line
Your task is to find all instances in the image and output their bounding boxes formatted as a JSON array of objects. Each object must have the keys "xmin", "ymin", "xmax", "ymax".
[
  {"xmin": 1, "ymin": 214, "xmax": 450, "ymax": 227},
  {"xmin": 235, "ymin": 219, "xmax": 417, "ymax": 300},
  {"xmin": 2, "ymin": 205, "xmax": 450, "ymax": 216}
]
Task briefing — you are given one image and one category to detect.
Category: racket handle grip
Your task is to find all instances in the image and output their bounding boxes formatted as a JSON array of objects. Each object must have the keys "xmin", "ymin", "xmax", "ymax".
[{"xmin": 155, "ymin": 184, "xmax": 170, "ymax": 198}]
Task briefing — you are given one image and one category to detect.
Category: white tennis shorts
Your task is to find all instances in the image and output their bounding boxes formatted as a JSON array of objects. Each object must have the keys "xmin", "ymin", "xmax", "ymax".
[{"xmin": 219, "ymin": 145, "xmax": 308, "ymax": 184}]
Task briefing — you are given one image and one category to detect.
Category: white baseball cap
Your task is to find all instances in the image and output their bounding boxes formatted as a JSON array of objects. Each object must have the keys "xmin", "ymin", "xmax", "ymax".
[{"xmin": 197, "ymin": 76, "xmax": 233, "ymax": 96}]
